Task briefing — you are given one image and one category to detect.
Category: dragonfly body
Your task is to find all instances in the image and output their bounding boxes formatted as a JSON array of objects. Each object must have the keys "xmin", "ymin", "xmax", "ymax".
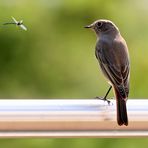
[{"xmin": 3, "ymin": 17, "xmax": 27, "ymax": 31}]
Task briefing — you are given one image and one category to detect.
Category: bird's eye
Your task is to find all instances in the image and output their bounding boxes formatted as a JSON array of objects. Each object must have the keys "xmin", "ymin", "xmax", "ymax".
[{"xmin": 97, "ymin": 22, "xmax": 102, "ymax": 28}]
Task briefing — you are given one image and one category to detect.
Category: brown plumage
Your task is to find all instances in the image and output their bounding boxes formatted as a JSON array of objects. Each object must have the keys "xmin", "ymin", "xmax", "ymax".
[{"xmin": 85, "ymin": 19, "xmax": 130, "ymax": 126}]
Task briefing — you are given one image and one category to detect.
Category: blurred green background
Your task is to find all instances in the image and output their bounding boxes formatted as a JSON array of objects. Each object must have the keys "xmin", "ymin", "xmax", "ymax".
[{"xmin": 0, "ymin": 0, "xmax": 148, "ymax": 147}]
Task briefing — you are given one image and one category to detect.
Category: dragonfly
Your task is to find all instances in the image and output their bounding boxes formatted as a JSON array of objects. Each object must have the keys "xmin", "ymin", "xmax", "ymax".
[{"xmin": 3, "ymin": 17, "xmax": 27, "ymax": 31}]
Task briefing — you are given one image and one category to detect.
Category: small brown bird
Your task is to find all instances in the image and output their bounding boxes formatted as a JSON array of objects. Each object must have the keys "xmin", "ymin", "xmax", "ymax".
[{"xmin": 85, "ymin": 19, "xmax": 130, "ymax": 126}]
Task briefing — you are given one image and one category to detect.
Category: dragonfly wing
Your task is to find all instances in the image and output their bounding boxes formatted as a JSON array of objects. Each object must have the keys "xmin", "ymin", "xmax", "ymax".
[
  {"xmin": 12, "ymin": 16, "xmax": 18, "ymax": 24},
  {"xmin": 19, "ymin": 24, "xmax": 27, "ymax": 31}
]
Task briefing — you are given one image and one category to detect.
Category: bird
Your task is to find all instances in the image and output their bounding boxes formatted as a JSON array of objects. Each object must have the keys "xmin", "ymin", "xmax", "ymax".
[
  {"xmin": 85, "ymin": 19, "xmax": 130, "ymax": 126},
  {"xmin": 3, "ymin": 16, "xmax": 27, "ymax": 31}
]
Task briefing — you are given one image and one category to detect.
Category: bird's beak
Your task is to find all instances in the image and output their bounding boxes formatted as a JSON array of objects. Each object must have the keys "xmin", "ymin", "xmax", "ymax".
[{"xmin": 84, "ymin": 24, "xmax": 93, "ymax": 29}]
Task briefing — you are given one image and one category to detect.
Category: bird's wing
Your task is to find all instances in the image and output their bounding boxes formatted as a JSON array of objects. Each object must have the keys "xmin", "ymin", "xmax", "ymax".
[
  {"xmin": 96, "ymin": 39, "xmax": 130, "ymax": 97},
  {"xmin": 19, "ymin": 24, "xmax": 27, "ymax": 31},
  {"xmin": 11, "ymin": 16, "xmax": 18, "ymax": 23}
]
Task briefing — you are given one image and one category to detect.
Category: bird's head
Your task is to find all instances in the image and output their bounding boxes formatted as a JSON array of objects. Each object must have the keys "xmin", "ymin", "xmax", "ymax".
[{"xmin": 85, "ymin": 19, "xmax": 119, "ymax": 36}]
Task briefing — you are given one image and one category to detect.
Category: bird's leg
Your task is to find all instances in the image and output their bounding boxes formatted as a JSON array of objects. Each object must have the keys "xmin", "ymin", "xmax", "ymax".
[{"xmin": 95, "ymin": 86, "xmax": 112, "ymax": 104}]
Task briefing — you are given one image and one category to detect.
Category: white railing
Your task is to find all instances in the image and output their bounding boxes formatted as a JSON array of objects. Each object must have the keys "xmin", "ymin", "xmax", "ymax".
[{"xmin": 0, "ymin": 99, "xmax": 147, "ymax": 138}]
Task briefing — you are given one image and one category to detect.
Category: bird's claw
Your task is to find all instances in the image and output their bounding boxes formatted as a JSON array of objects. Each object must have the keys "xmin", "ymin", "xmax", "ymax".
[{"xmin": 95, "ymin": 96, "xmax": 111, "ymax": 105}]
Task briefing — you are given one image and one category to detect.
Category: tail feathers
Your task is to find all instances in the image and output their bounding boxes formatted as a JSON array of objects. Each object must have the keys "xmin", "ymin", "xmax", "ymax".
[{"xmin": 115, "ymin": 89, "xmax": 128, "ymax": 126}]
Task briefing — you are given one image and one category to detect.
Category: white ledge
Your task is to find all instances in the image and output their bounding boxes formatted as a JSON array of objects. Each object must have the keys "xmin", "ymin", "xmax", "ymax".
[{"xmin": 0, "ymin": 99, "xmax": 147, "ymax": 138}]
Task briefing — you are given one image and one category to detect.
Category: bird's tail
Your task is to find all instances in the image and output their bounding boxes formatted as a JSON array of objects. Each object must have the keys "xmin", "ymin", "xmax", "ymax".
[{"xmin": 114, "ymin": 88, "xmax": 128, "ymax": 126}]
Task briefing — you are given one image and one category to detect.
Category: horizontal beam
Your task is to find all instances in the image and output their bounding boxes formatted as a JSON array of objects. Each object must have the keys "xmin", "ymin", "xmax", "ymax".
[{"xmin": 0, "ymin": 99, "xmax": 147, "ymax": 137}]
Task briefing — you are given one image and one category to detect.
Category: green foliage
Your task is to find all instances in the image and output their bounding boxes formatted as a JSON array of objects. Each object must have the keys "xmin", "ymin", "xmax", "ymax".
[
  {"xmin": 0, "ymin": 0, "xmax": 148, "ymax": 99},
  {"xmin": 0, "ymin": 138, "xmax": 148, "ymax": 148}
]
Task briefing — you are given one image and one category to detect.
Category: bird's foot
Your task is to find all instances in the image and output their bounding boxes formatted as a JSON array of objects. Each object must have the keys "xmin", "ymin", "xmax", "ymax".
[{"xmin": 95, "ymin": 96, "xmax": 112, "ymax": 105}]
